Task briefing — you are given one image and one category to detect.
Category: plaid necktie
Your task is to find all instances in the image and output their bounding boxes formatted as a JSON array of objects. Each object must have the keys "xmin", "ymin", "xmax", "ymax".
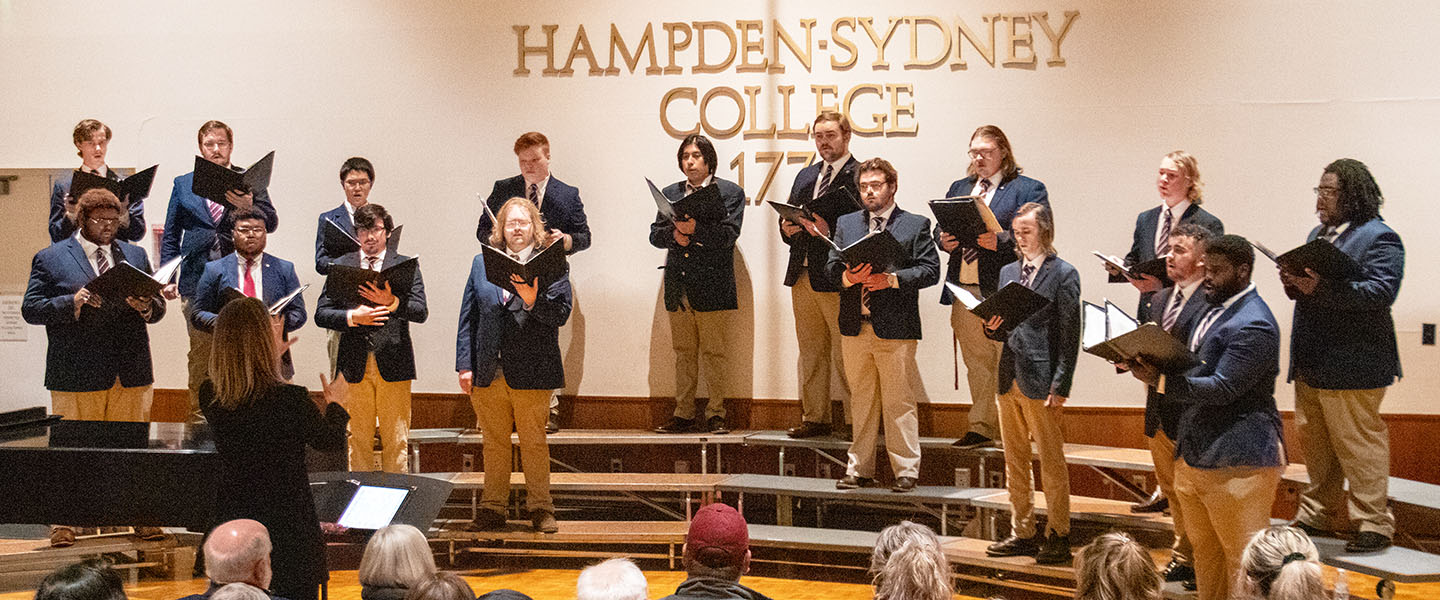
[
  {"xmin": 963, "ymin": 179, "xmax": 993, "ymax": 264},
  {"xmin": 815, "ymin": 163, "xmax": 834, "ymax": 198},
  {"xmin": 1156, "ymin": 207, "xmax": 1173, "ymax": 256},
  {"xmin": 1021, "ymin": 262, "xmax": 1036, "ymax": 288},
  {"xmin": 1161, "ymin": 288, "xmax": 1184, "ymax": 331},
  {"xmin": 242, "ymin": 257, "xmax": 257, "ymax": 297},
  {"xmin": 94, "ymin": 247, "xmax": 110, "ymax": 275}
]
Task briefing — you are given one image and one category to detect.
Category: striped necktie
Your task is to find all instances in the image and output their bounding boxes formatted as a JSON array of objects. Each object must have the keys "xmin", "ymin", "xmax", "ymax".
[
  {"xmin": 94, "ymin": 247, "xmax": 110, "ymax": 275},
  {"xmin": 1161, "ymin": 289, "xmax": 1184, "ymax": 331},
  {"xmin": 815, "ymin": 163, "xmax": 834, "ymax": 198},
  {"xmin": 1156, "ymin": 207, "xmax": 1173, "ymax": 256},
  {"xmin": 962, "ymin": 179, "xmax": 992, "ymax": 264},
  {"xmin": 528, "ymin": 183, "xmax": 539, "ymax": 206},
  {"xmin": 1189, "ymin": 306, "xmax": 1224, "ymax": 351},
  {"xmin": 1021, "ymin": 262, "xmax": 1036, "ymax": 288},
  {"xmin": 207, "ymin": 199, "xmax": 225, "ymax": 225}
]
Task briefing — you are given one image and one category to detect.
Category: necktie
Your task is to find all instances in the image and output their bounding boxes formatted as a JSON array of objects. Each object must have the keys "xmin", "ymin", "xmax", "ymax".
[
  {"xmin": 871, "ymin": 216, "xmax": 884, "ymax": 232},
  {"xmin": 685, "ymin": 183, "xmax": 697, "ymax": 196},
  {"xmin": 242, "ymin": 258, "xmax": 257, "ymax": 297},
  {"xmin": 815, "ymin": 163, "xmax": 834, "ymax": 198},
  {"xmin": 1161, "ymin": 288, "xmax": 1184, "ymax": 331},
  {"xmin": 207, "ymin": 199, "xmax": 225, "ymax": 225},
  {"xmin": 1189, "ymin": 306, "xmax": 1224, "ymax": 351},
  {"xmin": 962, "ymin": 179, "xmax": 993, "ymax": 264},
  {"xmin": 1323, "ymin": 226, "xmax": 1339, "ymax": 243},
  {"xmin": 1156, "ymin": 207, "xmax": 1173, "ymax": 256},
  {"xmin": 94, "ymin": 247, "xmax": 110, "ymax": 275},
  {"xmin": 366, "ymin": 256, "xmax": 380, "ymax": 271},
  {"xmin": 528, "ymin": 183, "xmax": 538, "ymax": 205},
  {"xmin": 1021, "ymin": 262, "xmax": 1036, "ymax": 288}
]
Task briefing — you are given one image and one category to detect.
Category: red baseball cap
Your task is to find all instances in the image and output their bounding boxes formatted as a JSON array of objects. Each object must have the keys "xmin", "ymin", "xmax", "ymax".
[{"xmin": 685, "ymin": 503, "xmax": 749, "ymax": 568}]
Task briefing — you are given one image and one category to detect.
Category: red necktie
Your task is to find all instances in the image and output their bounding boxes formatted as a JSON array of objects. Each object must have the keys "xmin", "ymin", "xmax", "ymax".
[{"xmin": 242, "ymin": 258, "xmax": 256, "ymax": 297}]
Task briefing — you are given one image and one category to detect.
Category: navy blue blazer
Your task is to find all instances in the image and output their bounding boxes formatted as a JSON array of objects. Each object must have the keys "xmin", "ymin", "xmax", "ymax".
[
  {"xmin": 1123, "ymin": 204, "xmax": 1223, "ymax": 313},
  {"xmin": 648, "ymin": 178, "xmax": 747, "ymax": 312},
  {"xmin": 313, "ymin": 204, "xmax": 353, "ymax": 275},
  {"xmin": 455, "ymin": 253, "xmax": 572, "ymax": 390},
  {"xmin": 780, "ymin": 157, "xmax": 861, "ymax": 292},
  {"xmin": 1167, "ymin": 288, "xmax": 1286, "ymax": 469},
  {"xmin": 22, "ymin": 237, "xmax": 167, "ymax": 392},
  {"xmin": 1139, "ymin": 283, "xmax": 1209, "ymax": 438},
  {"xmin": 160, "ymin": 170, "xmax": 280, "ymax": 298},
  {"xmin": 189, "ymin": 252, "xmax": 308, "ymax": 379},
  {"xmin": 314, "ymin": 253, "xmax": 428, "ymax": 383},
  {"xmin": 476, "ymin": 175, "xmax": 592, "ymax": 254},
  {"xmin": 824, "ymin": 206, "xmax": 940, "ymax": 340},
  {"xmin": 989, "ymin": 256, "xmax": 1081, "ymax": 399},
  {"xmin": 937, "ymin": 173, "xmax": 1049, "ymax": 300},
  {"xmin": 49, "ymin": 170, "xmax": 147, "ymax": 243},
  {"xmin": 1288, "ymin": 217, "xmax": 1403, "ymax": 389}
]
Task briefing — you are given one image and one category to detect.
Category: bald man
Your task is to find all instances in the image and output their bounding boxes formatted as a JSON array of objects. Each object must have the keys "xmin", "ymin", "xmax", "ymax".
[{"xmin": 180, "ymin": 520, "xmax": 286, "ymax": 600}]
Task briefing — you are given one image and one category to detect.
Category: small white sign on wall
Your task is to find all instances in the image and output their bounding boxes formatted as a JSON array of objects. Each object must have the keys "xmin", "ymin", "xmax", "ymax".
[{"xmin": 0, "ymin": 296, "xmax": 26, "ymax": 342}]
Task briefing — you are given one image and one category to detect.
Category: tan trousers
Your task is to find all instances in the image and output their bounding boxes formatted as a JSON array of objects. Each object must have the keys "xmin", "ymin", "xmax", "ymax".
[
  {"xmin": 790, "ymin": 276, "xmax": 849, "ymax": 424},
  {"xmin": 345, "ymin": 354, "xmax": 412, "ymax": 473},
  {"xmin": 51, "ymin": 378, "xmax": 153, "ymax": 422},
  {"xmin": 997, "ymin": 384, "xmax": 1070, "ymax": 537},
  {"xmin": 469, "ymin": 374, "xmax": 553, "ymax": 514},
  {"xmin": 1294, "ymin": 380, "xmax": 1394, "ymax": 536},
  {"xmin": 182, "ymin": 298, "xmax": 211, "ymax": 423},
  {"xmin": 1148, "ymin": 430, "xmax": 1193, "ymax": 565},
  {"xmin": 669, "ymin": 304, "xmax": 731, "ymax": 420},
  {"xmin": 841, "ymin": 323, "xmax": 921, "ymax": 479},
  {"xmin": 1173, "ymin": 459, "xmax": 1282, "ymax": 600},
  {"xmin": 951, "ymin": 297, "xmax": 1001, "ymax": 439}
]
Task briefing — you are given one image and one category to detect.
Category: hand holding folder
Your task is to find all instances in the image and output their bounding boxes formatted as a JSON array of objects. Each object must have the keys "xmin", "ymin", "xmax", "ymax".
[
  {"xmin": 71, "ymin": 166, "xmax": 159, "ymax": 205},
  {"xmin": 647, "ymin": 178, "xmax": 725, "ymax": 223},
  {"xmin": 324, "ymin": 256, "xmax": 420, "ymax": 308},
  {"xmin": 929, "ymin": 196, "xmax": 1002, "ymax": 242},
  {"xmin": 945, "ymin": 280, "xmax": 1050, "ymax": 338},
  {"xmin": 192, "ymin": 151, "xmax": 276, "ymax": 208},
  {"xmin": 480, "ymin": 242, "xmax": 567, "ymax": 297},
  {"xmin": 1081, "ymin": 300, "xmax": 1198, "ymax": 372},
  {"xmin": 1093, "ymin": 251, "xmax": 1172, "ymax": 288}
]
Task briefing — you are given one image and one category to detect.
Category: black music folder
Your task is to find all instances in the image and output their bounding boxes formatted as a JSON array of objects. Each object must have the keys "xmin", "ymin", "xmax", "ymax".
[
  {"xmin": 1082, "ymin": 300, "xmax": 1198, "ymax": 371},
  {"xmin": 768, "ymin": 185, "xmax": 861, "ymax": 228},
  {"xmin": 647, "ymin": 178, "xmax": 726, "ymax": 223},
  {"xmin": 324, "ymin": 256, "xmax": 420, "ymax": 306},
  {"xmin": 1253, "ymin": 238, "xmax": 1362, "ymax": 281},
  {"xmin": 192, "ymin": 151, "xmax": 276, "ymax": 206},
  {"xmin": 929, "ymin": 196, "xmax": 1002, "ymax": 241},
  {"xmin": 70, "ymin": 165, "xmax": 159, "ymax": 203},
  {"xmin": 1093, "ymin": 251, "xmax": 1172, "ymax": 287},
  {"xmin": 481, "ymin": 242, "xmax": 567, "ymax": 295},
  {"xmin": 945, "ymin": 280, "xmax": 1050, "ymax": 337},
  {"xmin": 323, "ymin": 219, "xmax": 402, "ymax": 254},
  {"xmin": 823, "ymin": 229, "xmax": 905, "ymax": 273},
  {"xmin": 220, "ymin": 284, "xmax": 309, "ymax": 315},
  {"xmin": 85, "ymin": 263, "xmax": 163, "ymax": 302}
]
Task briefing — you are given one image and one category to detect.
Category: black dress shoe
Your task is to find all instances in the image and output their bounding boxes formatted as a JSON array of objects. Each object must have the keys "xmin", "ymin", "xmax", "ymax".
[
  {"xmin": 467, "ymin": 510, "xmax": 507, "ymax": 532},
  {"xmin": 545, "ymin": 411, "xmax": 560, "ymax": 434},
  {"xmin": 951, "ymin": 431, "xmax": 996, "ymax": 449},
  {"xmin": 985, "ymin": 533, "xmax": 1040, "ymax": 557},
  {"xmin": 891, "ymin": 477, "xmax": 917, "ymax": 493},
  {"xmin": 706, "ymin": 416, "xmax": 730, "ymax": 434},
  {"xmin": 655, "ymin": 417, "xmax": 696, "ymax": 434},
  {"xmin": 1162, "ymin": 559, "xmax": 1195, "ymax": 583},
  {"xmin": 1181, "ymin": 580, "xmax": 1197, "ymax": 592},
  {"xmin": 1345, "ymin": 531, "xmax": 1392, "ymax": 553},
  {"xmin": 787, "ymin": 421, "xmax": 831, "ymax": 439},
  {"xmin": 1034, "ymin": 532, "xmax": 1072, "ymax": 565},
  {"xmin": 1131, "ymin": 489, "xmax": 1169, "ymax": 513},
  {"xmin": 836, "ymin": 475, "xmax": 874, "ymax": 489},
  {"xmin": 1290, "ymin": 519, "xmax": 1335, "ymax": 538}
]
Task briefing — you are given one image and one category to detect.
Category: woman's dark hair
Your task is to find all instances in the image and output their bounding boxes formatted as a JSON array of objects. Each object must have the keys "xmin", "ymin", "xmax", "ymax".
[
  {"xmin": 1323, "ymin": 158, "xmax": 1383, "ymax": 224},
  {"xmin": 35, "ymin": 560, "xmax": 125, "ymax": 600}
]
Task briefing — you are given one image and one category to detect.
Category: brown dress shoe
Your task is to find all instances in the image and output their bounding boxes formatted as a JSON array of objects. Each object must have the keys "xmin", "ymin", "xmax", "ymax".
[
  {"xmin": 134, "ymin": 526, "xmax": 167, "ymax": 541},
  {"xmin": 50, "ymin": 526, "xmax": 76, "ymax": 548},
  {"xmin": 531, "ymin": 510, "xmax": 558, "ymax": 534}
]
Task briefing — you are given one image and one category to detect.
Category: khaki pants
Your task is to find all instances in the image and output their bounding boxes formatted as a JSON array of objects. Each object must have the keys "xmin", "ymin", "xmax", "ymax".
[
  {"xmin": 345, "ymin": 354, "xmax": 412, "ymax": 473},
  {"xmin": 1149, "ymin": 429, "xmax": 1193, "ymax": 565},
  {"xmin": 841, "ymin": 323, "xmax": 921, "ymax": 479},
  {"xmin": 669, "ymin": 304, "xmax": 731, "ymax": 420},
  {"xmin": 51, "ymin": 379, "xmax": 153, "ymax": 422},
  {"xmin": 182, "ymin": 298, "xmax": 212, "ymax": 423},
  {"xmin": 1173, "ymin": 459, "xmax": 1282, "ymax": 600},
  {"xmin": 997, "ymin": 384, "xmax": 1069, "ymax": 537},
  {"xmin": 469, "ymin": 374, "xmax": 553, "ymax": 514},
  {"xmin": 951, "ymin": 297, "xmax": 1001, "ymax": 439},
  {"xmin": 790, "ymin": 276, "xmax": 849, "ymax": 424},
  {"xmin": 1294, "ymin": 380, "xmax": 1394, "ymax": 536}
]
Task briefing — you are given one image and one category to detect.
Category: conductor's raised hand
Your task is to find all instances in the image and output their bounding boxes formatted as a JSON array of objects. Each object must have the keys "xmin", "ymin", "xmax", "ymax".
[
  {"xmin": 510, "ymin": 274, "xmax": 540, "ymax": 307},
  {"xmin": 318, "ymin": 372, "xmax": 347, "ymax": 411},
  {"xmin": 358, "ymin": 280, "xmax": 396, "ymax": 307}
]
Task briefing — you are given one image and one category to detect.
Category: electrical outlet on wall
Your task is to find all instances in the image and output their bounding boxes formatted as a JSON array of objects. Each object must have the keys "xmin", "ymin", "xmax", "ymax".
[
  {"xmin": 610, "ymin": 458, "xmax": 623, "ymax": 473},
  {"xmin": 462, "ymin": 453, "xmax": 474, "ymax": 472},
  {"xmin": 783, "ymin": 463, "xmax": 797, "ymax": 477},
  {"xmin": 955, "ymin": 467, "xmax": 972, "ymax": 488}
]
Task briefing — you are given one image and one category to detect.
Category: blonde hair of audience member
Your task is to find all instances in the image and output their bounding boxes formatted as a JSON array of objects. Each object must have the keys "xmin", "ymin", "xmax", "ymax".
[
  {"xmin": 873, "ymin": 540, "xmax": 952, "ymax": 600},
  {"xmin": 1073, "ymin": 532, "xmax": 1161, "ymax": 600},
  {"xmin": 359, "ymin": 524, "xmax": 438, "ymax": 590},
  {"xmin": 405, "ymin": 572, "xmax": 476, "ymax": 600},
  {"xmin": 576, "ymin": 557, "xmax": 648, "ymax": 600},
  {"xmin": 869, "ymin": 521, "xmax": 943, "ymax": 584},
  {"xmin": 487, "ymin": 197, "xmax": 547, "ymax": 251},
  {"xmin": 210, "ymin": 583, "xmax": 270, "ymax": 600},
  {"xmin": 209, "ymin": 298, "xmax": 282, "ymax": 410},
  {"xmin": 1238, "ymin": 526, "xmax": 1326, "ymax": 600},
  {"xmin": 1163, "ymin": 150, "xmax": 1205, "ymax": 204}
]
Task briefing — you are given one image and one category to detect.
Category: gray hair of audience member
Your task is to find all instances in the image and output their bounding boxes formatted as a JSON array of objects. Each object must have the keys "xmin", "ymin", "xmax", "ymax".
[
  {"xmin": 405, "ymin": 572, "xmax": 477, "ymax": 600},
  {"xmin": 205, "ymin": 519, "xmax": 273, "ymax": 589},
  {"xmin": 1238, "ymin": 526, "xmax": 1325, "ymax": 600},
  {"xmin": 1073, "ymin": 532, "xmax": 1161, "ymax": 600},
  {"xmin": 210, "ymin": 583, "xmax": 270, "ymax": 600},
  {"xmin": 873, "ymin": 539, "xmax": 952, "ymax": 600},
  {"xmin": 360, "ymin": 524, "xmax": 438, "ymax": 590},
  {"xmin": 576, "ymin": 557, "xmax": 648, "ymax": 600},
  {"xmin": 34, "ymin": 559, "xmax": 125, "ymax": 600},
  {"xmin": 869, "ymin": 521, "xmax": 944, "ymax": 583}
]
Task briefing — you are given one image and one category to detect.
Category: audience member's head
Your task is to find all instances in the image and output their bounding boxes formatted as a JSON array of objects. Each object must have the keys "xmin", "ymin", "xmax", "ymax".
[
  {"xmin": 869, "ymin": 521, "xmax": 944, "ymax": 584},
  {"xmin": 872, "ymin": 539, "xmax": 952, "ymax": 600},
  {"xmin": 360, "ymin": 524, "xmax": 438, "ymax": 591},
  {"xmin": 1238, "ymin": 526, "xmax": 1325, "ymax": 600},
  {"xmin": 210, "ymin": 583, "xmax": 269, "ymax": 600},
  {"xmin": 576, "ymin": 557, "xmax": 648, "ymax": 600},
  {"xmin": 682, "ymin": 503, "xmax": 750, "ymax": 581},
  {"xmin": 34, "ymin": 560, "xmax": 125, "ymax": 600},
  {"xmin": 204, "ymin": 519, "xmax": 273, "ymax": 590},
  {"xmin": 405, "ymin": 573, "xmax": 476, "ymax": 600},
  {"xmin": 1073, "ymin": 532, "xmax": 1161, "ymax": 600}
]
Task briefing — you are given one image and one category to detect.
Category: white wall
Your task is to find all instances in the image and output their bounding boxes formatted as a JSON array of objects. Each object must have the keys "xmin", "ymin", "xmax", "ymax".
[{"xmin": 1, "ymin": 1, "xmax": 1436, "ymax": 413}]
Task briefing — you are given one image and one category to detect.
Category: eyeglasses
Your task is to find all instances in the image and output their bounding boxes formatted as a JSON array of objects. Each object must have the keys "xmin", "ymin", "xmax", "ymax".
[
  {"xmin": 343, "ymin": 179, "xmax": 371, "ymax": 188},
  {"xmin": 1313, "ymin": 186, "xmax": 1341, "ymax": 198},
  {"xmin": 858, "ymin": 181, "xmax": 890, "ymax": 192},
  {"xmin": 967, "ymin": 148, "xmax": 999, "ymax": 159},
  {"xmin": 86, "ymin": 217, "xmax": 119, "ymax": 226},
  {"xmin": 234, "ymin": 226, "xmax": 265, "ymax": 235}
]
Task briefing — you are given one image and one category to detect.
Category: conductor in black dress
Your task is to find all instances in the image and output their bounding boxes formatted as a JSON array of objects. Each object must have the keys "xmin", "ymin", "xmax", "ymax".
[{"xmin": 200, "ymin": 298, "xmax": 350, "ymax": 600}]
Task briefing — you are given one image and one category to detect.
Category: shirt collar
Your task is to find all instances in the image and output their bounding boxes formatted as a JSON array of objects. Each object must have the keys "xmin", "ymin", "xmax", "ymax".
[
  {"xmin": 75, "ymin": 231, "xmax": 104, "ymax": 256},
  {"xmin": 509, "ymin": 244, "xmax": 534, "ymax": 262},
  {"xmin": 1175, "ymin": 276, "xmax": 1205, "ymax": 300},
  {"xmin": 868, "ymin": 202, "xmax": 897, "ymax": 225},
  {"xmin": 81, "ymin": 164, "xmax": 109, "ymax": 177},
  {"xmin": 362, "ymin": 249, "xmax": 388, "ymax": 266},
  {"xmin": 1021, "ymin": 252, "xmax": 1047, "ymax": 272},
  {"xmin": 1211, "ymin": 282, "xmax": 1255, "ymax": 312},
  {"xmin": 1162, "ymin": 199, "xmax": 1191, "ymax": 219},
  {"xmin": 342, "ymin": 201, "xmax": 359, "ymax": 221},
  {"xmin": 686, "ymin": 175, "xmax": 714, "ymax": 192},
  {"xmin": 823, "ymin": 153, "xmax": 851, "ymax": 174},
  {"xmin": 1327, "ymin": 222, "xmax": 1351, "ymax": 237}
]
